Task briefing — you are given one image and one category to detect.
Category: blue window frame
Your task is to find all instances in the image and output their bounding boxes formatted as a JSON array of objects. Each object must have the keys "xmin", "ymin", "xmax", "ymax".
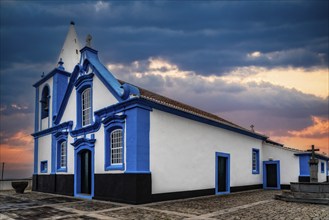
[
  {"xmin": 252, "ymin": 148, "xmax": 260, "ymax": 174},
  {"xmin": 54, "ymin": 132, "xmax": 68, "ymax": 172},
  {"xmin": 40, "ymin": 160, "xmax": 48, "ymax": 173},
  {"xmin": 104, "ymin": 115, "xmax": 125, "ymax": 171},
  {"xmin": 321, "ymin": 162, "xmax": 325, "ymax": 173},
  {"xmin": 75, "ymin": 73, "xmax": 94, "ymax": 129}
]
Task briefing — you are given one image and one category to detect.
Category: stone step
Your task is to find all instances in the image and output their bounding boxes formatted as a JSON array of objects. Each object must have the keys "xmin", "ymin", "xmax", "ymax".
[
  {"xmin": 275, "ymin": 194, "xmax": 329, "ymax": 205},
  {"xmin": 281, "ymin": 190, "xmax": 329, "ymax": 199}
]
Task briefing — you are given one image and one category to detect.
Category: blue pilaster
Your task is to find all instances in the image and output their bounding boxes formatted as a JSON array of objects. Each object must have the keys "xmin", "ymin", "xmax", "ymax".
[
  {"xmin": 33, "ymin": 138, "xmax": 38, "ymax": 174},
  {"xmin": 125, "ymin": 104, "xmax": 151, "ymax": 173},
  {"xmin": 34, "ymin": 87, "xmax": 39, "ymax": 174},
  {"xmin": 51, "ymin": 134, "xmax": 56, "ymax": 174},
  {"xmin": 52, "ymin": 70, "xmax": 69, "ymax": 125}
]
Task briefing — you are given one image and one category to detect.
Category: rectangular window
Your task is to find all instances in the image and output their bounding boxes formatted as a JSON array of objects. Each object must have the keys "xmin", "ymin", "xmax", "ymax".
[
  {"xmin": 41, "ymin": 161, "xmax": 48, "ymax": 173},
  {"xmin": 321, "ymin": 162, "xmax": 325, "ymax": 173},
  {"xmin": 111, "ymin": 129, "xmax": 123, "ymax": 165},
  {"xmin": 252, "ymin": 149, "xmax": 260, "ymax": 174},
  {"xmin": 82, "ymin": 88, "xmax": 91, "ymax": 126}
]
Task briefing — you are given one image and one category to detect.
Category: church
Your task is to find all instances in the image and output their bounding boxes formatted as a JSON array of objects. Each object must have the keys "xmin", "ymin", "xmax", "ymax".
[{"xmin": 32, "ymin": 22, "xmax": 328, "ymax": 204}]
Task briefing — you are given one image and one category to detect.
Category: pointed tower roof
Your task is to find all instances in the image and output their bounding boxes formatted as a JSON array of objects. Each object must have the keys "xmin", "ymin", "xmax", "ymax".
[{"xmin": 57, "ymin": 21, "xmax": 81, "ymax": 73}]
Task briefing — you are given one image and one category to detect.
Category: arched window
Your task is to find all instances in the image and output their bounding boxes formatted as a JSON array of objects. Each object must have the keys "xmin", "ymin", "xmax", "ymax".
[
  {"xmin": 110, "ymin": 129, "xmax": 123, "ymax": 165},
  {"xmin": 41, "ymin": 86, "xmax": 50, "ymax": 119},
  {"xmin": 60, "ymin": 141, "xmax": 67, "ymax": 168},
  {"xmin": 81, "ymin": 88, "xmax": 91, "ymax": 126}
]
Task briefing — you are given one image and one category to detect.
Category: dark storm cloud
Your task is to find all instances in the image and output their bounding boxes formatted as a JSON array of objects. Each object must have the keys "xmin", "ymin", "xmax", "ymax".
[
  {"xmin": 1, "ymin": 1, "xmax": 328, "ymax": 73},
  {"xmin": 0, "ymin": 0, "xmax": 328, "ymax": 136}
]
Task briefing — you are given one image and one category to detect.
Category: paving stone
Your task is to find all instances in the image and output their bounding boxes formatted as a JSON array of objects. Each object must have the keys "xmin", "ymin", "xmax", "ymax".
[
  {"xmin": 99, "ymin": 207, "xmax": 186, "ymax": 220},
  {"xmin": 37, "ymin": 196, "xmax": 81, "ymax": 204},
  {"xmin": 58, "ymin": 200, "xmax": 121, "ymax": 211},
  {"xmin": 148, "ymin": 190, "xmax": 279, "ymax": 215},
  {"xmin": 211, "ymin": 200, "xmax": 329, "ymax": 220},
  {"xmin": 57, "ymin": 215, "xmax": 100, "ymax": 220},
  {"xmin": 1, "ymin": 190, "xmax": 329, "ymax": 219},
  {"xmin": 0, "ymin": 206, "xmax": 74, "ymax": 219}
]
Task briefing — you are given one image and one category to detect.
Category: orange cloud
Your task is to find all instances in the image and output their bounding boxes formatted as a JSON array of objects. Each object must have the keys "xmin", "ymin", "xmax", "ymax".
[
  {"xmin": 0, "ymin": 130, "xmax": 34, "ymax": 179},
  {"xmin": 270, "ymin": 116, "xmax": 329, "ymax": 155},
  {"xmin": 288, "ymin": 116, "xmax": 329, "ymax": 138}
]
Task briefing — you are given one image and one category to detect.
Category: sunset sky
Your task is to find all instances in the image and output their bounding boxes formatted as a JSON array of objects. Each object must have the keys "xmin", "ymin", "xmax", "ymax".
[{"xmin": 0, "ymin": 1, "xmax": 328, "ymax": 179}]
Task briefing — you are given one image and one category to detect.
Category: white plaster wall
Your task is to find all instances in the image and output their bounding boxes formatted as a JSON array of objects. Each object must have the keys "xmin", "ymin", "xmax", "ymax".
[
  {"xmin": 318, "ymin": 159, "xmax": 327, "ymax": 182},
  {"xmin": 66, "ymin": 135, "xmax": 75, "ymax": 174},
  {"xmin": 150, "ymin": 109, "xmax": 263, "ymax": 194},
  {"xmin": 92, "ymin": 76, "xmax": 117, "ymax": 112},
  {"xmin": 61, "ymin": 89, "xmax": 76, "ymax": 128},
  {"xmin": 38, "ymin": 78, "xmax": 53, "ymax": 131},
  {"xmin": 262, "ymin": 144, "xmax": 299, "ymax": 184},
  {"xmin": 38, "ymin": 135, "xmax": 52, "ymax": 174},
  {"xmin": 94, "ymin": 124, "xmax": 105, "ymax": 173}
]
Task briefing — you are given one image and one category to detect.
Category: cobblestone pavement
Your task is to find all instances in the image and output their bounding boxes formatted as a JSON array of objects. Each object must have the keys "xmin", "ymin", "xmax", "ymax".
[{"xmin": 0, "ymin": 190, "xmax": 328, "ymax": 219}]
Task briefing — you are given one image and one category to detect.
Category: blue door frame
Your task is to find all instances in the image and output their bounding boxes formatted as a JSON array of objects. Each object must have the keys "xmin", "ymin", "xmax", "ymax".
[
  {"xmin": 215, "ymin": 152, "xmax": 230, "ymax": 195},
  {"xmin": 263, "ymin": 160, "xmax": 280, "ymax": 190},
  {"xmin": 74, "ymin": 145, "xmax": 95, "ymax": 199}
]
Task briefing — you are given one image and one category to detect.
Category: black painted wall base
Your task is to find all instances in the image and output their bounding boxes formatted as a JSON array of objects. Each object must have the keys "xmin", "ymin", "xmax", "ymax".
[
  {"xmin": 32, "ymin": 174, "xmax": 74, "ymax": 196},
  {"xmin": 230, "ymin": 184, "xmax": 262, "ymax": 192},
  {"xmin": 298, "ymin": 176, "xmax": 310, "ymax": 183},
  {"xmin": 280, "ymin": 184, "xmax": 290, "ymax": 190},
  {"xmin": 151, "ymin": 188, "xmax": 215, "ymax": 202},
  {"xmin": 32, "ymin": 173, "xmax": 287, "ymax": 204},
  {"xmin": 94, "ymin": 173, "xmax": 151, "ymax": 204}
]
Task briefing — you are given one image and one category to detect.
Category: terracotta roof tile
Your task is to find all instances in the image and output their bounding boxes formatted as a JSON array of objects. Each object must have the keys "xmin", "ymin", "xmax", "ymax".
[{"xmin": 119, "ymin": 80, "xmax": 266, "ymax": 137}]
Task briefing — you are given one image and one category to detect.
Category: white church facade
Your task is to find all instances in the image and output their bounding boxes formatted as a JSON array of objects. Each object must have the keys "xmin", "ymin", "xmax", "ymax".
[{"xmin": 32, "ymin": 23, "xmax": 328, "ymax": 204}]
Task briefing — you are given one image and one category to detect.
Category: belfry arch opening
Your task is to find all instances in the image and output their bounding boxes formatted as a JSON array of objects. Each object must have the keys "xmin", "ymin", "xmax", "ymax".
[{"xmin": 41, "ymin": 86, "xmax": 50, "ymax": 119}]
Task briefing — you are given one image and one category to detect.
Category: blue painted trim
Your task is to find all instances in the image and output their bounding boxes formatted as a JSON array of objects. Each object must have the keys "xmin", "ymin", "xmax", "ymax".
[
  {"xmin": 40, "ymin": 160, "xmax": 48, "ymax": 173},
  {"xmin": 34, "ymin": 87, "xmax": 39, "ymax": 132},
  {"xmin": 263, "ymin": 160, "xmax": 280, "ymax": 190},
  {"xmin": 298, "ymin": 155, "xmax": 311, "ymax": 176},
  {"xmin": 71, "ymin": 137, "xmax": 96, "ymax": 148},
  {"xmin": 52, "ymin": 72, "xmax": 69, "ymax": 125},
  {"xmin": 295, "ymin": 153, "xmax": 329, "ymax": 161},
  {"xmin": 33, "ymin": 138, "xmax": 38, "ymax": 174},
  {"xmin": 252, "ymin": 148, "xmax": 260, "ymax": 174},
  {"xmin": 53, "ymin": 48, "xmax": 141, "ymax": 125},
  {"xmin": 33, "ymin": 68, "xmax": 71, "ymax": 88},
  {"xmin": 70, "ymin": 116, "xmax": 101, "ymax": 138},
  {"xmin": 53, "ymin": 65, "xmax": 81, "ymax": 125},
  {"xmin": 321, "ymin": 162, "xmax": 325, "ymax": 173},
  {"xmin": 104, "ymin": 115, "xmax": 126, "ymax": 171},
  {"xmin": 75, "ymin": 73, "xmax": 94, "ymax": 130},
  {"xmin": 32, "ymin": 121, "xmax": 73, "ymax": 138},
  {"xmin": 55, "ymin": 132, "xmax": 68, "ymax": 173},
  {"xmin": 94, "ymin": 97, "xmax": 266, "ymax": 142},
  {"xmin": 215, "ymin": 152, "xmax": 230, "ymax": 195},
  {"xmin": 51, "ymin": 135, "xmax": 56, "ymax": 174},
  {"xmin": 79, "ymin": 47, "xmax": 125, "ymax": 101},
  {"xmin": 124, "ymin": 105, "xmax": 151, "ymax": 173},
  {"xmin": 72, "ymin": 137, "xmax": 95, "ymax": 199}
]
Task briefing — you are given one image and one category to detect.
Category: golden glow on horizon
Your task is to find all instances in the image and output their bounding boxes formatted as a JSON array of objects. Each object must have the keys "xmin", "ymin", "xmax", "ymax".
[{"xmin": 222, "ymin": 67, "xmax": 329, "ymax": 98}]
